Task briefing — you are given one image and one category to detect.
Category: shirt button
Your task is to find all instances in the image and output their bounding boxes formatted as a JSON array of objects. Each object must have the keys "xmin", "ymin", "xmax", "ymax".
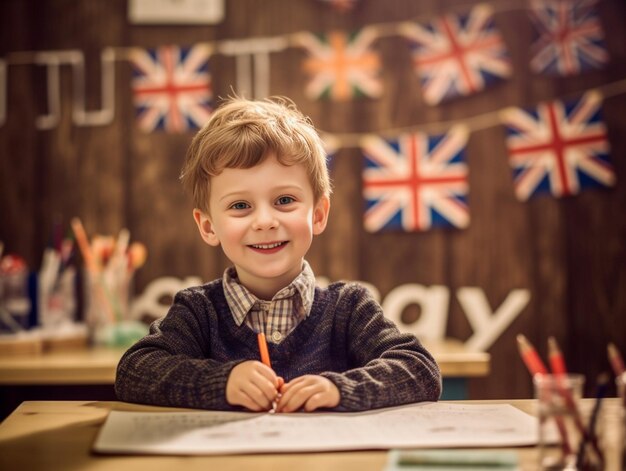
[{"xmin": 271, "ymin": 331, "xmax": 283, "ymax": 342}]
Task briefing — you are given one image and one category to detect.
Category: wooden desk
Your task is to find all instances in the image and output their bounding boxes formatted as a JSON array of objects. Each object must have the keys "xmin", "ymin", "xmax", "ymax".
[
  {"xmin": 0, "ymin": 339, "xmax": 489, "ymax": 412},
  {"xmin": 0, "ymin": 347, "xmax": 125, "ymax": 385},
  {"xmin": 0, "ymin": 339, "xmax": 489, "ymax": 381},
  {"xmin": 0, "ymin": 399, "xmax": 622, "ymax": 471}
]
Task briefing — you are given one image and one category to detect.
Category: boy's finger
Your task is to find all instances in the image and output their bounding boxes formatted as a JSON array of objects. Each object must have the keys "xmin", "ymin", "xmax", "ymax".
[
  {"xmin": 277, "ymin": 382, "xmax": 312, "ymax": 412},
  {"xmin": 277, "ymin": 394, "xmax": 305, "ymax": 413},
  {"xmin": 303, "ymin": 392, "xmax": 327, "ymax": 412},
  {"xmin": 254, "ymin": 362, "xmax": 282, "ymax": 392},
  {"xmin": 251, "ymin": 372, "xmax": 280, "ymax": 402},
  {"xmin": 244, "ymin": 381, "xmax": 273, "ymax": 410},
  {"xmin": 234, "ymin": 388, "xmax": 265, "ymax": 412}
]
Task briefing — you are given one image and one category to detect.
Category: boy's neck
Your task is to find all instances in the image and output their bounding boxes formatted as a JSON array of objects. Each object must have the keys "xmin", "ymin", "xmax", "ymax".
[
  {"xmin": 242, "ymin": 279, "xmax": 290, "ymax": 301},
  {"xmin": 235, "ymin": 265, "xmax": 304, "ymax": 301}
]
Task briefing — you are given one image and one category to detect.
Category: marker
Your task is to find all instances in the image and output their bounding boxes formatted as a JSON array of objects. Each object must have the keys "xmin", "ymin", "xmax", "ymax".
[{"xmin": 257, "ymin": 332, "xmax": 283, "ymax": 413}]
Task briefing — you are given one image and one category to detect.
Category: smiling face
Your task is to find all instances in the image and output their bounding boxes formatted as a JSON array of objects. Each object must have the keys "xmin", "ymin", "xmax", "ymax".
[{"xmin": 193, "ymin": 153, "xmax": 330, "ymax": 300}]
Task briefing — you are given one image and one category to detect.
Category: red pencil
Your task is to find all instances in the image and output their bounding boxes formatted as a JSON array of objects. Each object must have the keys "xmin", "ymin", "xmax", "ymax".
[
  {"xmin": 607, "ymin": 343, "xmax": 625, "ymax": 376},
  {"xmin": 516, "ymin": 334, "xmax": 548, "ymax": 376},
  {"xmin": 548, "ymin": 337, "xmax": 567, "ymax": 375}
]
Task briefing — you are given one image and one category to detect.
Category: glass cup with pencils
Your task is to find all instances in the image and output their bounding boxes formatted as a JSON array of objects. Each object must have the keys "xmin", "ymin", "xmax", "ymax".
[
  {"xmin": 72, "ymin": 219, "xmax": 148, "ymax": 347},
  {"xmin": 534, "ymin": 373, "xmax": 588, "ymax": 470}
]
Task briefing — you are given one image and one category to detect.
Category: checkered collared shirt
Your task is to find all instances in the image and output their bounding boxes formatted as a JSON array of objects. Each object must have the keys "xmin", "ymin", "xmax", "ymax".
[{"xmin": 222, "ymin": 261, "xmax": 316, "ymax": 344}]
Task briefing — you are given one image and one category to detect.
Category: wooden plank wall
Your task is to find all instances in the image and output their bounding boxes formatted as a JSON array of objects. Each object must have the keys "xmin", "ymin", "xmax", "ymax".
[{"xmin": 1, "ymin": 0, "xmax": 625, "ymax": 399}]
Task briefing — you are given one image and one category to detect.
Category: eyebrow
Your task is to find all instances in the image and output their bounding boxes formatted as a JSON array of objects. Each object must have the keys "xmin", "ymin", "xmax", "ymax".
[{"xmin": 217, "ymin": 185, "xmax": 307, "ymax": 203}]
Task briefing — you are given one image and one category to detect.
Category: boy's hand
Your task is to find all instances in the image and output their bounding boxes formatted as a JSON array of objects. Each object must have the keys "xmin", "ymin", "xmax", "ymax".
[
  {"xmin": 276, "ymin": 375, "xmax": 340, "ymax": 413},
  {"xmin": 226, "ymin": 361, "xmax": 282, "ymax": 411}
]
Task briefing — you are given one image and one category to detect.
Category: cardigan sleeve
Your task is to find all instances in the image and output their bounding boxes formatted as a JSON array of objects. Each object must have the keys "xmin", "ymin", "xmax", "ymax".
[
  {"xmin": 114, "ymin": 288, "xmax": 242, "ymax": 410},
  {"xmin": 320, "ymin": 283, "xmax": 442, "ymax": 411}
]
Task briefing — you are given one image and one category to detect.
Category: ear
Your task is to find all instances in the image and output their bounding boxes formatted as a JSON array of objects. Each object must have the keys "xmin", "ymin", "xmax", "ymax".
[
  {"xmin": 193, "ymin": 209, "xmax": 220, "ymax": 247},
  {"xmin": 312, "ymin": 196, "xmax": 330, "ymax": 235}
]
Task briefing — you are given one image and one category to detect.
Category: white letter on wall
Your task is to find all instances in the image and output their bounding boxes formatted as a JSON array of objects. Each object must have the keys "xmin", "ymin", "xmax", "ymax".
[
  {"xmin": 382, "ymin": 284, "xmax": 449, "ymax": 342},
  {"xmin": 459, "ymin": 287, "xmax": 530, "ymax": 351}
]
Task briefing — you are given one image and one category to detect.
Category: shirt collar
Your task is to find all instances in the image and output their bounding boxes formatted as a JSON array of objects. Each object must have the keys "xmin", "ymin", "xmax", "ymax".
[{"xmin": 223, "ymin": 260, "xmax": 316, "ymax": 326}]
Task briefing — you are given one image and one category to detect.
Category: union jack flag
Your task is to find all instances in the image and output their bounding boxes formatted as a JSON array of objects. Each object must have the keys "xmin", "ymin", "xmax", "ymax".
[
  {"xmin": 317, "ymin": 0, "xmax": 359, "ymax": 13},
  {"xmin": 502, "ymin": 91, "xmax": 615, "ymax": 200},
  {"xmin": 529, "ymin": 0, "xmax": 609, "ymax": 76},
  {"xmin": 401, "ymin": 5, "xmax": 512, "ymax": 106},
  {"xmin": 131, "ymin": 44, "xmax": 213, "ymax": 133},
  {"xmin": 298, "ymin": 28, "xmax": 382, "ymax": 101},
  {"xmin": 362, "ymin": 127, "xmax": 470, "ymax": 232}
]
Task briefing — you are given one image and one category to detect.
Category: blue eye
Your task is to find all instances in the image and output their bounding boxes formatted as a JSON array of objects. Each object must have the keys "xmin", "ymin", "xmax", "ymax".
[
  {"xmin": 276, "ymin": 196, "xmax": 295, "ymax": 205},
  {"xmin": 230, "ymin": 201, "xmax": 250, "ymax": 210}
]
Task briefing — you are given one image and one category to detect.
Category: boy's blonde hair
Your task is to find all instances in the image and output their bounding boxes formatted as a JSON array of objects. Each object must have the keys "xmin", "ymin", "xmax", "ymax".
[{"xmin": 180, "ymin": 96, "xmax": 331, "ymax": 213}]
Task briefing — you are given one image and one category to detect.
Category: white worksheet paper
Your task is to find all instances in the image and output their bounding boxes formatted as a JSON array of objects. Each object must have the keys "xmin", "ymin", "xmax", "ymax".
[{"xmin": 93, "ymin": 402, "xmax": 538, "ymax": 455}]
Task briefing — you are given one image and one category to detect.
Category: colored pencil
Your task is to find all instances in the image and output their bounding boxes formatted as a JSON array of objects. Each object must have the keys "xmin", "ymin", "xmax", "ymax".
[
  {"xmin": 257, "ymin": 332, "xmax": 272, "ymax": 368},
  {"xmin": 516, "ymin": 334, "xmax": 548, "ymax": 375},
  {"xmin": 71, "ymin": 218, "xmax": 97, "ymax": 272},
  {"xmin": 547, "ymin": 336, "xmax": 567, "ymax": 376},
  {"xmin": 257, "ymin": 332, "xmax": 283, "ymax": 413},
  {"xmin": 576, "ymin": 373, "xmax": 609, "ymax": 469},
  {"xmin": 607, "ymin": 343, "xmax": 625, "ymax": 376}
]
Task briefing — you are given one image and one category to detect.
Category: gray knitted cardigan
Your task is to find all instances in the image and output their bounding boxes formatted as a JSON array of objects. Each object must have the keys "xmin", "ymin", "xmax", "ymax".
[{"xmin": 115, "ymin": 280, "xmax": 442, "ymax": 411}]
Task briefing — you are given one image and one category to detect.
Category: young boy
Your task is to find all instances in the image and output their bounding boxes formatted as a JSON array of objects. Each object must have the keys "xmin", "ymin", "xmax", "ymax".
[{"xmin": 115, "ymin": 97, "xmax": 441, "ymax": 413}]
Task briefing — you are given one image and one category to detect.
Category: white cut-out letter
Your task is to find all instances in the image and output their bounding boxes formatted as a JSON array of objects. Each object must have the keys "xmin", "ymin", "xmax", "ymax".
[
  {"xmin": 34, "ymin": 52, "xmax": 63, "ymax": 129},
  {"xmin": 218, "ymin": 37, "xmax": 287, "ymax": 98},
  {"xmin": 459, "ymin": 287, "xmax": 530, "ymax": 351},
  {"xmin": 72, "ymin": 47, "xmax": 115, "ymax": 126},
  {"xmin": 130, "ymin": 276, "xmax": 202, "ymax": 321},
  {"xmin": 382, "ymin": 284, "xmax": 449, "ymax": 341}
]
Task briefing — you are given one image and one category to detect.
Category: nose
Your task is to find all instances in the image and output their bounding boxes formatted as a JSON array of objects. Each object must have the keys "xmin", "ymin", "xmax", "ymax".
[{"xmin": 251, "ymin": 205, "xmax": 278, "ymax": 231}]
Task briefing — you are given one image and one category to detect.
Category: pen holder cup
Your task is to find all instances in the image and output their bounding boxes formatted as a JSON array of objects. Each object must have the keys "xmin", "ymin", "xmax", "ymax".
[
  {"xmin": 84, "ymin": 272, "xmax": 128, "ymax": 326},
  {"xmin": 534, "ymin": 374, "xmax": 593, "ymax": 470},
  {"xmin": 0, "ymin": 271, "xmax": 31, "ymax": 333},
  {"xmin": 39, "ymin": 267, "xmax": 77, "ymax": 330},
  {"xmin": 84, "ymin": 272, "xmax": 146, "ymax": 347}
]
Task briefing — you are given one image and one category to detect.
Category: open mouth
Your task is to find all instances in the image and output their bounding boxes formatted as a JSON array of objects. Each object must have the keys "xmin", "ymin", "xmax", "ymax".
[{"xmin": 248, "ymin": 241, "xmax": 288, "ymax": 253}]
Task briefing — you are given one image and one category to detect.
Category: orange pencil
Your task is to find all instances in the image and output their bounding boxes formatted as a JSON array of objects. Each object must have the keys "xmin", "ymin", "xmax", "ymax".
[
  {"xmin": 607, "ymin": 343, "xmax": 625, "ymax": 376},
  {"xmin": 257, "ymin": 332, "xmax": 284, "ymax": 412},
  {"xmin": 257, "ymin": 332, "xmax": 272, "ymax": 368},
  {"xmin": 71, "ymin": 217, "xmax": 97, "ymax": 273}
]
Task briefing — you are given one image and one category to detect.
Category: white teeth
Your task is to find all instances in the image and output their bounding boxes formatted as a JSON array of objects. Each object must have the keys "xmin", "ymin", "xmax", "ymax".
[{"xmin": 251, "ymin": 242, "xmax": 284, "ymax": 249}]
